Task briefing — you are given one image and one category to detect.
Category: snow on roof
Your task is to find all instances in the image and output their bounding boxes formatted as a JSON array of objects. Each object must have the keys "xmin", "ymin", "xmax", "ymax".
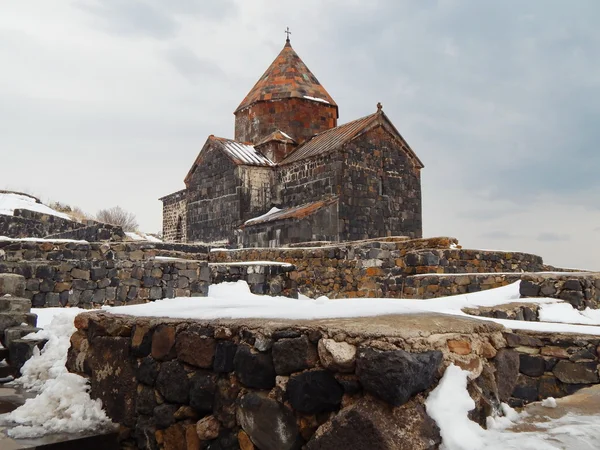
[
  {"xmin": 125, "ymin": 232, "xmax": 162, "ymax": 243},
  {"xmin": 0, "ymin": 192, "xmax": 72, "ymax": 220},
  {"xmin": 243, "ymin": 198, "xmax": 338, "ymax": 227},
  {"xmin": 244, "ymin": 207, "xmax": 282, "ymax": 225},
  {"xmin": 213, "ymin": 137, "xmax": 275, "ymax": 166},
  {"xmin": 303, "ymin": 95, "xmax": 330, "ymax": 104}
]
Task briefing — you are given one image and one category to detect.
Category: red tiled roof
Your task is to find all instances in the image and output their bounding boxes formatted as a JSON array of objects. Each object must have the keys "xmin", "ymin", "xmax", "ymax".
[
  {"xmin": 280, "ymin": 110, "xmax": 424, "ymax": 168},
  {"xmin": 255, "ymin": 130, "xmax": 297, "ymax": 147},
  {"xmin": 280, "ymin": 112, "xmax": 379, "ymax": 164},
  {"xmin": 242, "ymin": 197, "xmax": 339, "ymax": 227},
  {"xmin": 235, "ymin": 42, "xmax": 337, "ymax": 113}
]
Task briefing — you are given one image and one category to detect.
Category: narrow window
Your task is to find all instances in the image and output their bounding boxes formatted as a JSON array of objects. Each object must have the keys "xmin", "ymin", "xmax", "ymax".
[{"xmin": 175, "ymin": 216, "xmax": 183, "ymax": 242}]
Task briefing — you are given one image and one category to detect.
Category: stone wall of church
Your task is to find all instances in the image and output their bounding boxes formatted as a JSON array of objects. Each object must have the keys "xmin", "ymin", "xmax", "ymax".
[
  {"xmin": 161, "ymin": 190, "xmax": 187, "ymax": 243},
  {"xmin": 339, "ymin": 126, "xmax": 422, "ymax": 240},
  {"xmin": 277, "ymin": 153, "xmax": 342, "ymax": 207},
  {"xmin": 186, "ymin": 147, "xmax": 242, "ymax": 244},
  {"xmin": 234, "ymin": 98, "xmax": 337, "ymax": 145},
  {"xmin": 238, "ymin": 166, "xmax": 275, "ymax": 223}
]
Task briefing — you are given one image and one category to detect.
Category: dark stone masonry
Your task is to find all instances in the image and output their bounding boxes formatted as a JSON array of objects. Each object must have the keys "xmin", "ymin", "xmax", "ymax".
[
  {"xmin": 0, "ymin": 208, "xmax": 86, "ymax": 239},
  {"xmin": 161, "ymin": 39, "xmax": 423, "ymax": 246},
  {"xmin": 67, "ymin": 310, "xmax": 600, "ymax": 449}
]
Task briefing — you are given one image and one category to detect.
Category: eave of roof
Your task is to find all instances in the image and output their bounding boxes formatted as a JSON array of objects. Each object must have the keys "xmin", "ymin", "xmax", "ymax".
[{"xmin": 242, "ymin": 196, "xmax": 339, "ymax": 227}]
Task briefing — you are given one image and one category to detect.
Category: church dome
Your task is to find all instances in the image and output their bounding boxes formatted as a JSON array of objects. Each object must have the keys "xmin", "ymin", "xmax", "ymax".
[{"xmin": 235, "ymin": 40, "xmax": 337, "ymax": 114}]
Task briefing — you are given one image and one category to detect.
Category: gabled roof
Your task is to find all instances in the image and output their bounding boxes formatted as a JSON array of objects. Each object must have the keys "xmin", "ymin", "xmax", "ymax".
[
  {"xmin": 255, "ymin": 130, "xmax": 297, "ymax": 147},
  {"xmin": 184, "ymin": 136, "xmax": 275, "ymax": 184},
  {"xmin": 280, "ymin": 109, "xmax": 424, "ymax": 168},
  {"xmin": 235, "ymin": 41, "xmax": 337, "ymax": 113},
  {"xmin": 242, "ymin": 197, "xmax": 339, "ymax": 227}
]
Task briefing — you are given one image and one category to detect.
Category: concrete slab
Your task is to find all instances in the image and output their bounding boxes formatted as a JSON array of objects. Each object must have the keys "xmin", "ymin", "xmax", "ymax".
[{"xmin": 99, "ymin": 311, "xmax": 504, "ymax": 339}]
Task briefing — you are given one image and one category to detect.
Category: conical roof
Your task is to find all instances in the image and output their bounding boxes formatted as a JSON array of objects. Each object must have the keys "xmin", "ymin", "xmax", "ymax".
[{"xmin": 235, "ymin": 41, "xmax": 337, "ymax": 113}]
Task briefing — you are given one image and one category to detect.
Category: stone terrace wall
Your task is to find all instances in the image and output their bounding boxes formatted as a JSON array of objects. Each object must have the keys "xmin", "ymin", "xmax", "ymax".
[
  {"xmin": 46, "ymin": 222, "xmax": 127, "ymax": 242},
  {"xmin": 0, "ymin": 240, "xmax": 209, "ymax": 263},
  {"xmin": 504, "ymin": 330, "xmax": 600, "ymax": 407},
  {"xmin": 67, "ymin": 312, "xmax": 511, "ymax": 450},
  {"xmin": 402, "ymin": 273, "xmax": 525, "ymax": 299},
  {"xmin": 209, "ymin": 238, "xmax": 552, "ymax": 299},
  {"xmin": 520, "ymin": 273, "xmax": 600, "ymax": 310},
  {"xmin": 0, "ymin": 259, "xmax": 209, "ymax": 308},
  {"xmin": 210, "ymin": 262, "xmax": 297, "ymax": 297},
  {"xmin": 402, "ymin": 249, "xmax": 545, "ymax": 275},
  {"xmin": 0, "ymin": 209, "xmax": 85, "ymax": 239}
]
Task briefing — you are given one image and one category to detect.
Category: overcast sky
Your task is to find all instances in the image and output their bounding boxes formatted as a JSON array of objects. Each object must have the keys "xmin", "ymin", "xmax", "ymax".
[{"xmin": 1, "ymin": 1, "xmax": 599, "ymax": 270}]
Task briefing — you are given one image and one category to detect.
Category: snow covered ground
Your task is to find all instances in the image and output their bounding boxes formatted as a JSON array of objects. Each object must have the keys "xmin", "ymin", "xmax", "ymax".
[
  {"xmin": 2, "ymin": 281, "xmax": 600, "ymax": 443},
  {"xmin": 102, "ymin": 280, "xmax": 600, "ymax": 334},
  {"xmin": 0, "ymin": 192, "xmax": 71, "ymax": 220}
]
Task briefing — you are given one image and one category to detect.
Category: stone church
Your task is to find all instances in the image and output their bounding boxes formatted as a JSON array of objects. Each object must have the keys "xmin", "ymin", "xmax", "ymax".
[{"xmin": 160, "ymin": 36, "xmax": 424, "ymax": 247}]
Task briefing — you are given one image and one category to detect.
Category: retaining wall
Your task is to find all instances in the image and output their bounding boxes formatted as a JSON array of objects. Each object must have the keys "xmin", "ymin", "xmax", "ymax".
[
  {"xmin": 210, "ymin": 238, "xmax": 549, "ymax": 299},
  {"xmin": 0, "ymin": 240, "xmax": 209, "ymax": 263},
  {"xmin": 0, "ymin": 209, "xmax": 85, "ymax": 239},
  {"xmin": 503, "ymin": 330, "xmax": 600, "ymax": 407},
  {"xmin": 67, "ymin": 312, "xmax": 510, "ymax": 450},
  {"xmin": 0, "ymin": 259, "xmax": 209, "ymax": 308},
  {"xmin": 520, "ymin": 273, "xmax": 600, "ymax": 310},
  {"xmin": 402, "ymin": 273, "xmax": 524, "ymax": 299},
  {"xmin": 67, "ymin": 310, "xmax": 600, "ymax": 449}
]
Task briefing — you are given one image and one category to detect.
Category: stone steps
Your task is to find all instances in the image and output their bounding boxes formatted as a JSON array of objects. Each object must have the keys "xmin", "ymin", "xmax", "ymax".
[
  {"xmin": 0, "ymin": 313, "xmax": 38, "ymax": 332},
  {"xmin": 0, "ymin": 274, "xmax": 41, "ymax": 379},
  {"xmin": 0, "ymin": 274, "xmax": 26, "ymax": 297},
  {"xmin": 4, "ymin": 326, "xmax": 42, "ymax": 348}
]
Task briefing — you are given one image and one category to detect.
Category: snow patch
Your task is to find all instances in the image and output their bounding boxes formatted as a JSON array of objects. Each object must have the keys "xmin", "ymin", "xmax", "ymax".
[
  {"xmin": 0, "ymin": 236, "xmax": 88, "ymax": 244},
  {"xmin": 102, "ymin": 281, "xmax": 600, "ymax": 336},
  {"xmin": 125, "ymin": 232, "xmax": 162, "ymax": 242},
  {"xmin": 0, "ymin": 193, "xmax": 72, "ymax": 220},
  {"xmin": 3, "ymin": 308, "xmax": 112, "ymax": 438}
]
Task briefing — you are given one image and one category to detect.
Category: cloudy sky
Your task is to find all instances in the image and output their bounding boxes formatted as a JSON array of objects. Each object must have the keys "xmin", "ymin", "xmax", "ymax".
[{"xmin": 1, "ymin": 1, "xmax": 599, "ymax": 270}]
